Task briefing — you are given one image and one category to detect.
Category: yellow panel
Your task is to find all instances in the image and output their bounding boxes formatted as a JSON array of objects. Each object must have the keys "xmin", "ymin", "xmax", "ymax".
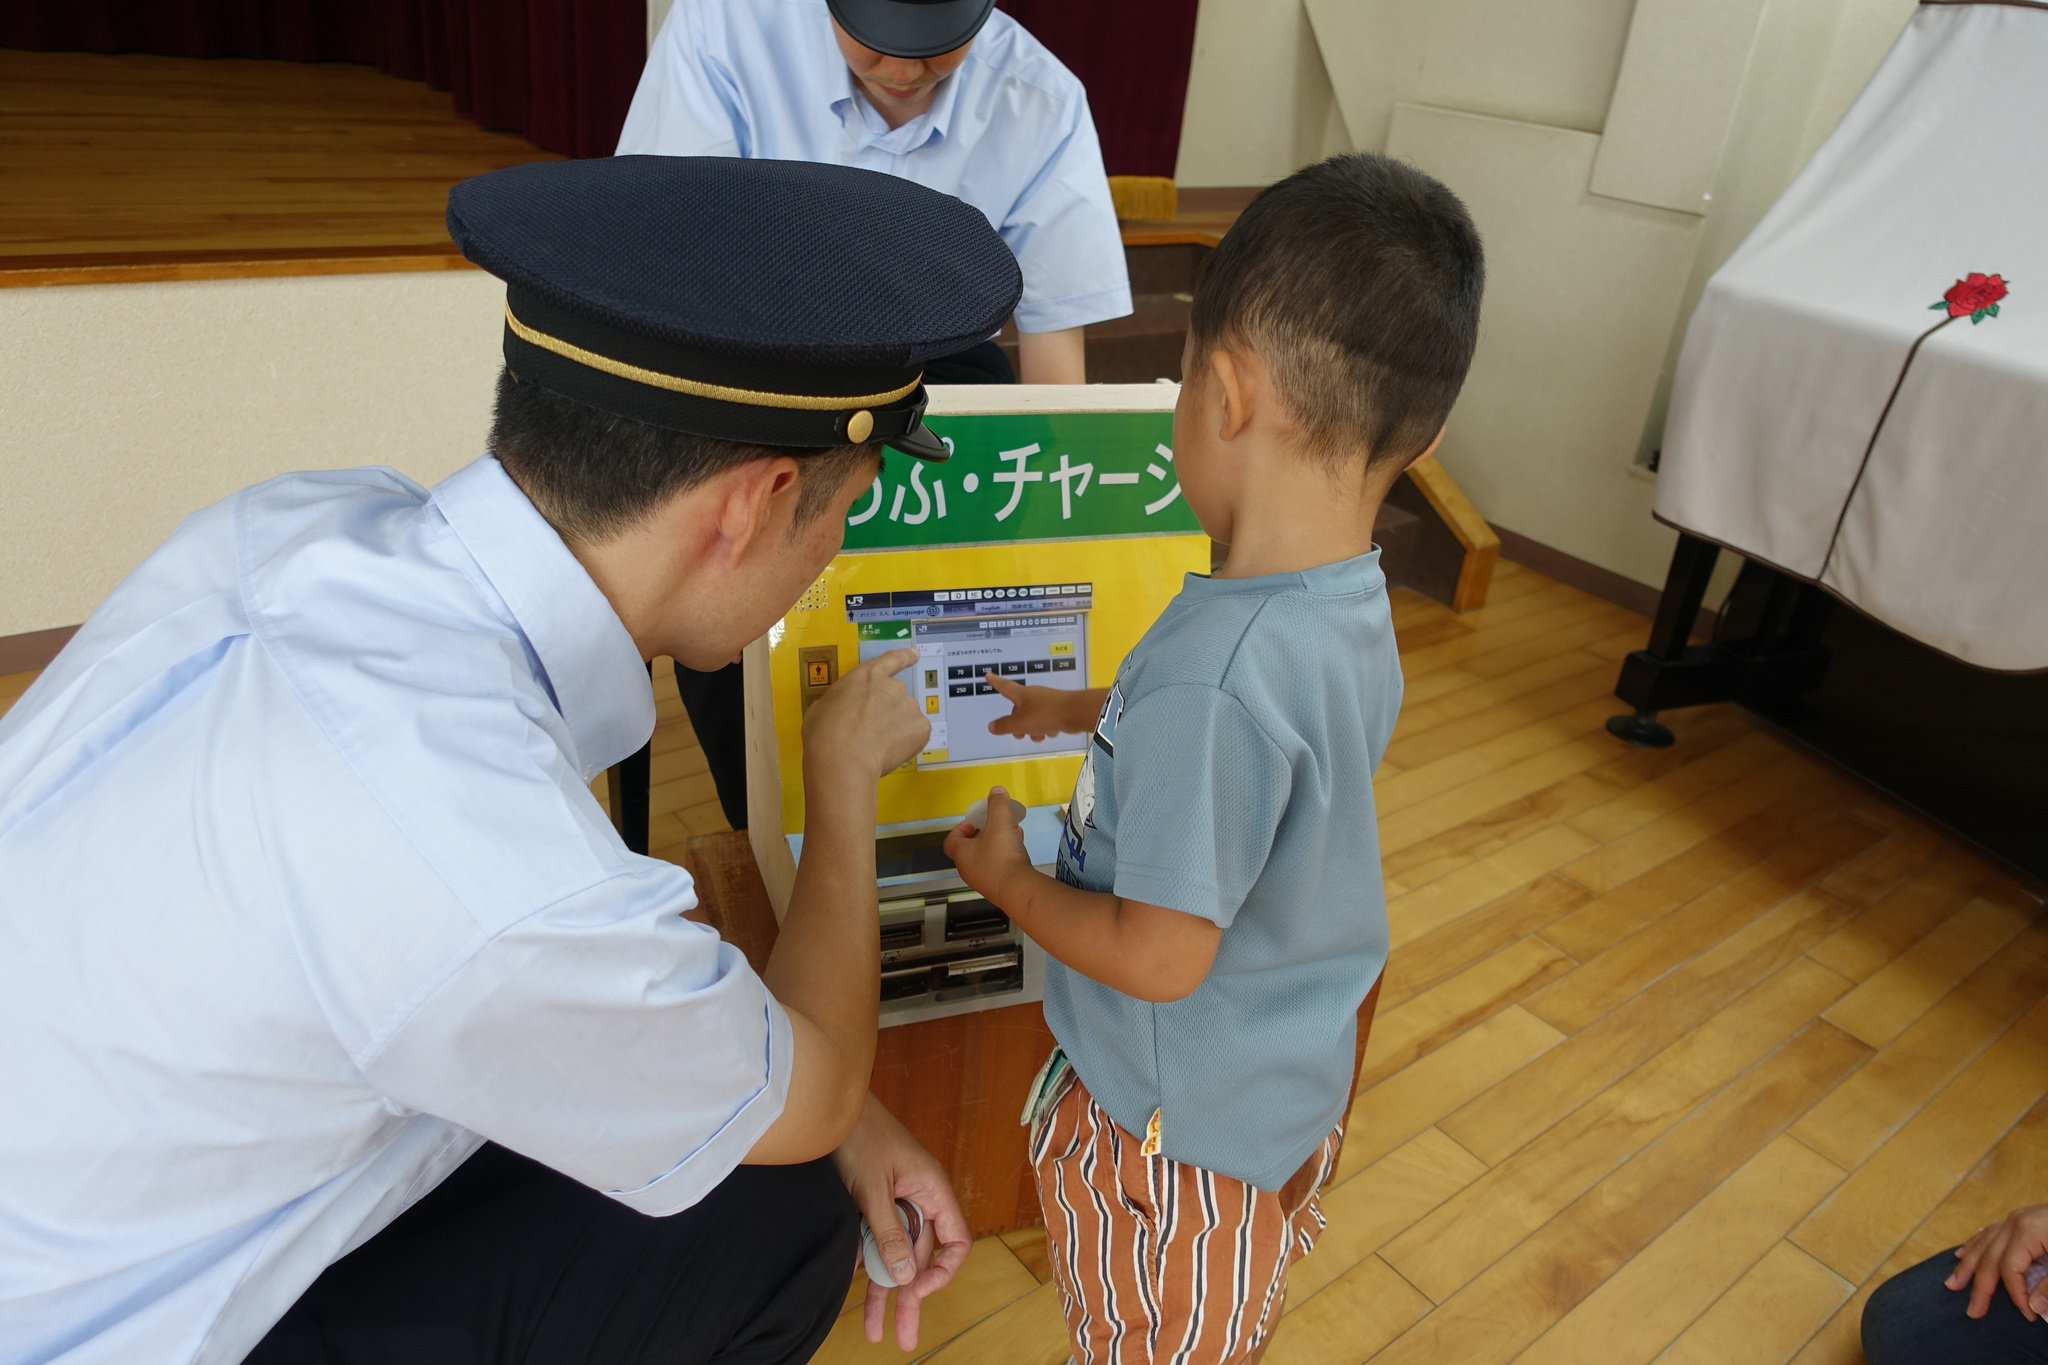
[{"xmin": 770, "ymin": 536, "xmax": 1209, "ymax": 833}]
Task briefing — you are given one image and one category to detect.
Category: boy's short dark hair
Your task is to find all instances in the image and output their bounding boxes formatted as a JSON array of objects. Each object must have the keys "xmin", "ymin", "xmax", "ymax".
[
  {"xmin": 1190, "ymin": 152, "xmax": 1484, "ymax": 472},
  {"xmin": 486, "ymin": 368, "xmax": 876, "ymax": 544}
]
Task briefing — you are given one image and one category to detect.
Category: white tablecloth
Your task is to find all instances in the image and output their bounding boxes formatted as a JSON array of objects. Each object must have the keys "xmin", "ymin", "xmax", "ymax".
[{"xmin": 1656, "ymin": 1, "xmax": 2048, "ymax": 672}]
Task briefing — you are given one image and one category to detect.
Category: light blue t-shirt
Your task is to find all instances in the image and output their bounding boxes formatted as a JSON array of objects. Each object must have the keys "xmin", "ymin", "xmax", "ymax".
[{"xmin": 1044, "ymin": 552, "xmax": 1402, "ymax": 1190}]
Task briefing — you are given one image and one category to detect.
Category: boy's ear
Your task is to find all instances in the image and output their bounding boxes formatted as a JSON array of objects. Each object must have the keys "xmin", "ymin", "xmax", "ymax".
[
  {"xmin": 1404, "ymin": 427, "xmax": 1446, "ymax": 470},
  {"xmin": 1209, "ymin": 347, "xmax": 1254, "ymax": 442}
]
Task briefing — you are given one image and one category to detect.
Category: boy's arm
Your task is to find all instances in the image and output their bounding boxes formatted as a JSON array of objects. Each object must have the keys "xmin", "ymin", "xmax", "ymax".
[
  {"xmin": 985, "ymin": 674, "xmax": 1106, "ymax": 742},
  {"xmin": 943, "ymin": 788, "xmax": 1220, "ymax": 1003}
]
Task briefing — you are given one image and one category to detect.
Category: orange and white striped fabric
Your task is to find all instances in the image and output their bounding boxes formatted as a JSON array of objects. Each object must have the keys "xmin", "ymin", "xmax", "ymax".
[{"xmin": 1029, "ymin": 1072, "xmax": 1342, "ymax": 1365}]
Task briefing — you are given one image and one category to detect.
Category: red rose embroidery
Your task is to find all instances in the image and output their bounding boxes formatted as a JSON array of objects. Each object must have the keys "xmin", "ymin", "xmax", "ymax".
[
  {"xmin": 1828, "ymin": 271, "xmax": 2015, "ymax": 575},
  {"xmin": 1931, "ymin": 272, "xmax": 2009, "ymax": 323}
]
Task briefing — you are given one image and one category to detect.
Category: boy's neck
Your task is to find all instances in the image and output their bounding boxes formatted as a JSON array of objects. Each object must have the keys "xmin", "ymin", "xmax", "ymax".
[{"xmin": 1212, "ymin": 454, "xmax": 1401, "ymax": 580}]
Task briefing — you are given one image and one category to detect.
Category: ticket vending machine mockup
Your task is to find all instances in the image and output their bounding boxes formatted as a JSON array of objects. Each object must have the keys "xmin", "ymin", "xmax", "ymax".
[{"xmin": 744, "ymin": 385, "xmax": 1209, "ymax": 1025}]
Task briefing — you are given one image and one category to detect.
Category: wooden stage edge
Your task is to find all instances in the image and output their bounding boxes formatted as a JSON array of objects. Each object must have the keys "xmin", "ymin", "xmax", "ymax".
[
  {"xmin": 0, "ymin": 244, "xmax": 476, "ymax": 289},
  {"xmin": 0, "ymin": 220, "xmax": 1235, "ymax": 289}
]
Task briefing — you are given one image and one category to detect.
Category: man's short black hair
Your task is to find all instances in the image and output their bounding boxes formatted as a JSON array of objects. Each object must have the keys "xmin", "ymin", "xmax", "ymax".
[
  {"xmin": 1189, "ymin": 152, "xmax": 1484, "ymax": 472},
  {"xmin": 486, "ymin": 369, "xmax": 876, "ymax": 543}
]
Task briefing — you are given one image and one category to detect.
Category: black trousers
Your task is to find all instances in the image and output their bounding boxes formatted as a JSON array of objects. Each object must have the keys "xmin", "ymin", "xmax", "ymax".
[
  {"xmin": 674, "ymin": 337, "xmax": 1018, "ymax": 828},
  {"xmin": 675, "ymin": 661, "xmax": 749, "ymax": 831},
  {"xmin": 247, "ymin": 1143, "xmax": 858, "ymax": 1365},
  {"xmin": 920, "ymin": 338, "xmax": 1016, "ymax": 386},
  {"xmin": 1863, "ymin": 1249, "xmax": 2048, "ymax": 1364}
]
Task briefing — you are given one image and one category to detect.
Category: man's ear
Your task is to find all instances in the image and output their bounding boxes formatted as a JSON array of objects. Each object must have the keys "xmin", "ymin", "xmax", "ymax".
[{"xmin": 711, "ymin": 456, "xmax": 803, "ymax": 567}]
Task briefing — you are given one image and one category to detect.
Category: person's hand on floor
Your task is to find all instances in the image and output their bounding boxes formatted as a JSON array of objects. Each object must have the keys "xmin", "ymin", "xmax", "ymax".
[
  {"xmin": 1947, "ymin": 1202, "xmax": 2048, "ymax": 1320},
  {"xmin": 833, "ymin": 1094, "xmax": 973, "ymax": 1350}
]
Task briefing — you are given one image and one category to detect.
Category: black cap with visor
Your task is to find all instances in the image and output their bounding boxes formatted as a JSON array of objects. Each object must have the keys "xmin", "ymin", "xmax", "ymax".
[
  {"xmin": 827, "ymin": 0, "xmax": 995, "ymax": 59},
  {"xmin": 446, "ymin": 156, "xmax": 1021, "ymax": 464}
]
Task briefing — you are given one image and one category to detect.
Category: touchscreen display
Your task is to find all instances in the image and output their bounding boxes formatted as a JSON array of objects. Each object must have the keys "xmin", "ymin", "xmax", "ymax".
[{"xmin": 849, "ymin": 582, "xmax": 1093, "ymax": 768}]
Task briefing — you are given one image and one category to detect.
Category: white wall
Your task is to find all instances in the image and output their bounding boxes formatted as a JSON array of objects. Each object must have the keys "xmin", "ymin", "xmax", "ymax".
[
  {"xmin": 1172, "ymin": 0, "xmax": 1918, "ymax": 589},
  {"xmin": 1176, "ymin": 0, "xmax": 1350, "ymax": 187},
  {"xmin": 647, "ymin": 0, "xmax": 677, "ymax": 53},
  {"xmin": 0, "ymin": 270, "xmax": 505, "ymax": 637}
]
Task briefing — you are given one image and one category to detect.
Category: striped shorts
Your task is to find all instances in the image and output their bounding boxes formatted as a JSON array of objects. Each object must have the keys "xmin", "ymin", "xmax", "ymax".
[{"xmin": 1029, "ymin": 1072, "xmax": 1343, "ymax": 1365}]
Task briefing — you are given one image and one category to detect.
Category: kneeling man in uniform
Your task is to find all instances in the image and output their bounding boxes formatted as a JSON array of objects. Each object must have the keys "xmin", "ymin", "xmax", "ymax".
[{"xmin": 0, "ymin": 154, "xmax": 1020, "ymax": 1365}]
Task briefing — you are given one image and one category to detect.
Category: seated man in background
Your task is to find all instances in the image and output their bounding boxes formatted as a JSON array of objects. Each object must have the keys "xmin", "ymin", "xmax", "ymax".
[
  {"xmin": 621, "ymin": 0, "xmax": 1130, "ymax": 388},
  {"xmin": 622, "ymin": 0, "xmax": 1136, "ymax": 822}
]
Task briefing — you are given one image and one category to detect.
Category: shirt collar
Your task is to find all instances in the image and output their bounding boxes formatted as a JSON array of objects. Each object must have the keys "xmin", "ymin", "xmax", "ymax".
[
  {"xmin": 1181, "ymin": 549, "xmax": 1388, "ymax": 600},
  {"xmin": 830, "ymin": 64, "xmax": 958, "ymax": 154},
  {"xmin": 430, "ymin": 456, "xmax": 654, "ymax": 779}
]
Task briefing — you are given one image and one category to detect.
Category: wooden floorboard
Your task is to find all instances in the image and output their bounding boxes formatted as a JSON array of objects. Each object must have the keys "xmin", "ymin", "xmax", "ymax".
[{"xmin": 4, "ymin": 567, "xmax": 2041, "ymax": 1365}]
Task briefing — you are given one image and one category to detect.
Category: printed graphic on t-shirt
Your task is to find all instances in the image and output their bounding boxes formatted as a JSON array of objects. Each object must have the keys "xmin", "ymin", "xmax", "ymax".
[{"xmin": 1059, "ymin": 682, "xmax": 1123, "ymax": 881}]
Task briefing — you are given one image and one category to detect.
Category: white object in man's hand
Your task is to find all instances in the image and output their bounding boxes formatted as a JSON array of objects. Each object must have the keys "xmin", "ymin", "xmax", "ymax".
[
  {"xmin": 834, "ymin": 1097, "xmax": 972, "ymax": 1350},
  {"xmin": 861, "ymin": 1199, "xmax": 925, "ymax": 1288}
]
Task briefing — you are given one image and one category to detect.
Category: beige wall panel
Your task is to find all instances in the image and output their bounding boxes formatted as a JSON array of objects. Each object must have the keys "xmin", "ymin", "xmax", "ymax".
[
  {"xmin": 647, "ymin": 0, "xmax": 676, "ymax": 53},
  {"xmin": 1303, "ymin": 0, "xmax": 1635, "ymax": 154},
  {"xmin": 1386, "ymin": 103, "xmax": 1701, "ymax": 588},
  {"xmin": 1797, "ymin": 0, "xmax": 1917, "ymax": 163},
  {"xmin": 1589, "ymin": 0, "xmax": 1772, "ymax": 213},
  {"xmin": 1627, "ymin": 0, "xmax": 1917, "ymax": 468},
  {"xmin": 0, "ymin": 270, "xmax": 505, "ymax": 637},
  {"xmin": 1625, "ymin": 0, "xmax": 1850, "ymax": 466},
  {"xmin": 1176, "ymin": 0, "xmax": 1350, "ymax": 186}
]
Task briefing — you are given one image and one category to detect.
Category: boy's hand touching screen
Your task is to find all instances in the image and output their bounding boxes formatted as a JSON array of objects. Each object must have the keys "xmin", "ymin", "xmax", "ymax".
[
  {"xmin": 983, "ymin": 673, "xmax": 1105, "ymax": 742},
  {"xmin": 945, "ymin": 786, "xmax": 1220, "ymax": 1003}
]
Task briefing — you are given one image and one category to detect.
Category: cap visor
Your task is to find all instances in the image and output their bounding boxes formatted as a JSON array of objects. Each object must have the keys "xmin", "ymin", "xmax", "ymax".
[
  {"xmin": 828, "ymin": 0, "xmax": 993, "ymax": 58},
  {"xmin": 885, "ymin": 422, "xmax": 952, "ymax": 462}
]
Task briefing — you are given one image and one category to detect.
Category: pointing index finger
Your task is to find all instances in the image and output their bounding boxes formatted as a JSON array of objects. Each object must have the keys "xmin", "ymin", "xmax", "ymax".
[
  {"xmin": 865, "ymin": 647, "xmax": 921, "ymax": 676},
  {"xmin": 984, "ymin": 671, "xmax": 1027, "ymax": 700}
]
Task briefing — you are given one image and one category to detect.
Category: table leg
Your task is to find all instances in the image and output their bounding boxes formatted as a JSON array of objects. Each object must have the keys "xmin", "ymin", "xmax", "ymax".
[{"xmin": 1608, "ymin": 534, "xmax": 1722, "ymax": 747}]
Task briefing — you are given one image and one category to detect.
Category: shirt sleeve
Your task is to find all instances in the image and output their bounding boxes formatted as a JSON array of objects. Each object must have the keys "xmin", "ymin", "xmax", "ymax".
[
  {"xmin": 1001, "ymin": 92, "xmax": 1133, "ymax": 333},
  {"xmin": 1106, "ymin": 684, "xmax": 1292, "ymax": 927},
  {"xmin": 615, "ymin": 0, "xmax": 748, "ymax": 157},
  {"xmin": 360, "ymin": 860, "xmax": 789, "ymax": 1217}
]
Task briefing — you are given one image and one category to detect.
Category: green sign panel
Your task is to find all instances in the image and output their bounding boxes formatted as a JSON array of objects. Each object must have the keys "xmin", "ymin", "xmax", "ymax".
[{"xmin": 844, "ymin": 410, "xmax": 1200, "ymax": 549}]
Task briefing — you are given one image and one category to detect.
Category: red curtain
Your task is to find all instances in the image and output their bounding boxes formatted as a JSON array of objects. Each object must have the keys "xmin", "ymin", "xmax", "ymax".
[
  {"xmin": 997, "ymin": 0, "xmax": 1200, "ymax": 178},
  {"xmin": 0, "ymin": 0, "xmax": 644, "ymax": 159}
]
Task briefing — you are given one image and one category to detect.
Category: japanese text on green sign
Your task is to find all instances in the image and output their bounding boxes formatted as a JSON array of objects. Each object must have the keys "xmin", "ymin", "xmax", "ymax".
[{"xmin": 843, "ymin": 411, "xmax": 1199, "ymax": 549}]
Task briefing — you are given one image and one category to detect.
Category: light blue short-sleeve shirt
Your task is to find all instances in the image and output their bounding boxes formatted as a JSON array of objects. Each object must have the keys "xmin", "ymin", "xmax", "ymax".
[
  {"xmin": 618, "ymin": 0, "xmax": 1132, "ymax": 335},
  {"xmin": 1044, "ymin": 553, "xmax": 1403, "ymax": 1190},
  {"xmin": 0, "ymin": 457, "xmax": 790, "ymax": 1364}
]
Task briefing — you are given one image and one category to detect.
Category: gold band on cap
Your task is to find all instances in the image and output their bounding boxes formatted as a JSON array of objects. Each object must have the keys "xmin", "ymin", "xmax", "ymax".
[{"xmin": 505, "ymin": 305, "xmax": 921, "ymax": 412}]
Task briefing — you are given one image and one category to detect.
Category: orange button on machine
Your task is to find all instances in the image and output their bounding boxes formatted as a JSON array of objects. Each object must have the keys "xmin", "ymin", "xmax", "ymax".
[
  {"xmin": 807, "ymin": 660, "xmax": 833, "ymax": 687},
  {"xmin": 926, "ymin": 695, "xmax": 940, "ymax": 714}
]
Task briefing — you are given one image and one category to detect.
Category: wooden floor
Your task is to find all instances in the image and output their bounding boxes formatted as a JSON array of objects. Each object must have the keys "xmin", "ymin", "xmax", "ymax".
[
  {"xmin": 0, "ymin": 49, "xmax": 555, "ymax": 260},
  {"xmin": 4, "ymin": 560, "xmax": 2041, "ymax": 1365}
]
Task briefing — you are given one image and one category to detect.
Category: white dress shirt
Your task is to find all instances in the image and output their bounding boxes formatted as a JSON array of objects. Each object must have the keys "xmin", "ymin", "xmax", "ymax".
[
  {"xmin": 618, "ymin": 0, "xmax": 1132, "ymax": 335},
  {"xmin": 0, "ymin": 456, "xmax": 790, "ymax": 1364}
]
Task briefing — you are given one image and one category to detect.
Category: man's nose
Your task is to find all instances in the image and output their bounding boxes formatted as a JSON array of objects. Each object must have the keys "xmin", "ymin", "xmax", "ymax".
[{"xmin": 873, "ymin": 57, "xmax": 926, "ymax": 84}]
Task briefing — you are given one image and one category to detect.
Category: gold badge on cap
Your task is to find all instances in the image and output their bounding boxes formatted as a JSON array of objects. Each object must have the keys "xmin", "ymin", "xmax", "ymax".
[{"xmin": 847, "ymin": 410, "xmax": 874, "ymax": 443}]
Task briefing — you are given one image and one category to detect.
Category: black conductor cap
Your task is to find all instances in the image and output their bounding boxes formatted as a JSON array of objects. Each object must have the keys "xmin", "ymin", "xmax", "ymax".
[
  {"xmin": 828, "ymin": 0, "xmax": 995, "ymax": 60},
  {"xmin": 446, "ymin": 156, "xmax": 1022, "ymax": 461}
]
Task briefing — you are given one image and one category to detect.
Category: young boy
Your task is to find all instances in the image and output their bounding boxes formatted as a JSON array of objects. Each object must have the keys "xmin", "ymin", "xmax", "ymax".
[{"xmin": 943, "ymin": 152, "xmax": 1485, "ymax": 1365}]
